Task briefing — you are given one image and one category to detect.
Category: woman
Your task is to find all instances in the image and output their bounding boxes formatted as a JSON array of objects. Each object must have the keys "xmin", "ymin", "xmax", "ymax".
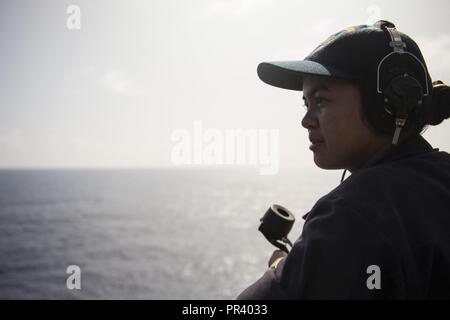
[{"xmin": 238, "ymin": 21, "xmax": 450, "ymax": 299}]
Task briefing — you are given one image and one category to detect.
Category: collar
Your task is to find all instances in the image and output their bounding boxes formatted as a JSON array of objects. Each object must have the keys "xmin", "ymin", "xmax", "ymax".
[
  {"xmin": 302, "ymin": 135, "xmax": 437, "ymax": 221},
  {"xmin": 371, "ymin": 134, "xmax": 436, "ymax": 167}
]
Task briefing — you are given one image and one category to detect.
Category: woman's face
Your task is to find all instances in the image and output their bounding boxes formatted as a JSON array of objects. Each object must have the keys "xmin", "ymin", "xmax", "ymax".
[{"xmin": 301, "ymin": 75, "xmax": 390, "ymax": 171}]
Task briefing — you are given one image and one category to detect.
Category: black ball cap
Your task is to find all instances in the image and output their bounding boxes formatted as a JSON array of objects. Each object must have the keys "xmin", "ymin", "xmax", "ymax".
[{"xmin": 257, "ymin": 21, "xmax": 430, "ymax": 91}]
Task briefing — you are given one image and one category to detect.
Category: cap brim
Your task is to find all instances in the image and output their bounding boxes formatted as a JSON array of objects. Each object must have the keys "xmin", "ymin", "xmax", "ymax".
[{"xmin": 257, "ymin": 60, "xmax": 357, "ymax": 91}]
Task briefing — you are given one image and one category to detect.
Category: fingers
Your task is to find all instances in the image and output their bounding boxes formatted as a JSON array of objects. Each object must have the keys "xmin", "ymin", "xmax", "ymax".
[{"xmin": 268, "ymin": 249, "xmax": 288, "ymax": 268}]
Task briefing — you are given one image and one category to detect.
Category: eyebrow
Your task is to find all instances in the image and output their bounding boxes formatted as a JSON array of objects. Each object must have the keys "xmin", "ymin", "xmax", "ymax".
[{"xmin": 302, "ymin": 84, "xmax": 331, "ymax": 102}]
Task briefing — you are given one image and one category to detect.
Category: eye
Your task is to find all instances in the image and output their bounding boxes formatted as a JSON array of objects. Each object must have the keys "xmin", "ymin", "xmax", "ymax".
[
  {"xmin": 314, "ymin": 97, "xmax": 324, "ymax": 105},
  {"xmin": 313, "ymin": 95, "xmax": 331, "ymax": 108}
]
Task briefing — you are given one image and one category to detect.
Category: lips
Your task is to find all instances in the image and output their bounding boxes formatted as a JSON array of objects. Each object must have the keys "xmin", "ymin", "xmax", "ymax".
[
  {"xmin": 309, "ymin": 138, "xmax": 323, "ymax": 144},
  {"xmin": 309, "ymin": 136, "xmax": 324, "ymax": 144},
  {"xmin": 309, "ymin": 136, "xmax": 324, "ymax": 151}
]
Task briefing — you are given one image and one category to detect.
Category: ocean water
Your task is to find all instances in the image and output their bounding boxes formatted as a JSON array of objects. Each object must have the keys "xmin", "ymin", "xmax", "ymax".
[{"xmin": 0, "ymin": 168, "xmax": 341, "ymax": 299}]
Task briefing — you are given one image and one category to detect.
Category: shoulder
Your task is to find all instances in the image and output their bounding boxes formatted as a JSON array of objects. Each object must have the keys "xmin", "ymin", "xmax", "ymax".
[
  {"xmin": 303, "ymin": 190, "xmax": 385, "ymax": 245},
  {"xmin": 306, "ymin": 150, "xmax": 450, "ymax": 239},
  {"xmin": 308, "ymin": 165, "xmax": 395, "ymax": 222},
  {"xmin": 303, "ymin": 165, "xmax": 403, "ymax": 240},
  {"xmin": 335, "ymin": 149, "xmax": 450, "ymax": 205}
]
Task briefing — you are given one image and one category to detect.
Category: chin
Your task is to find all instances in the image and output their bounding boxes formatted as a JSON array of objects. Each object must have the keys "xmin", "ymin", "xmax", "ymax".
[{"xmin": 313, "ymin": 155, "xmax": 344, "ymax": 170}]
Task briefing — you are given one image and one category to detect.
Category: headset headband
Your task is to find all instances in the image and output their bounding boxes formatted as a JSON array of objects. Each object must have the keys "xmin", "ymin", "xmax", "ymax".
[{"xmin": 376, "ymin": 26, "xmax": 429, "ymax": 97}]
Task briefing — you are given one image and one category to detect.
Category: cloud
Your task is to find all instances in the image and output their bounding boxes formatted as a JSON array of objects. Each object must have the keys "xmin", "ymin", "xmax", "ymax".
[
  {"xmin": 204, "ymin": 0, "xmax": 273, "ymax": 16},
  {"xmin": 101, "ymin": 69, "xmax": 143, "ymax": 96},
  {"xmin": 79, "ymin": 66, "xmax": 144, "ymax": 97}
]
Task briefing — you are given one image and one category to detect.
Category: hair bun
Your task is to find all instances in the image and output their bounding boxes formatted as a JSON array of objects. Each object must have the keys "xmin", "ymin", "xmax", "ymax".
[{"xmin": 427, "ymin": 80, "xmax": 450, "ymax": 126}]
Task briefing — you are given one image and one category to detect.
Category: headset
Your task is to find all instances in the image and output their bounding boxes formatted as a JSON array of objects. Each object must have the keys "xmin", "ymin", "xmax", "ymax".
[
  {"xmin": 340, "ymin": 21, "xmax": 431, "ymax": 182},
  {"xmin": 374, "ymin": 20, "xmax": 430, "ymax": 145}
]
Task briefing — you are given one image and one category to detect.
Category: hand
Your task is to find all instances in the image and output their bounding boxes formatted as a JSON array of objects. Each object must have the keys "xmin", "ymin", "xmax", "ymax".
[{"xmin": 268, "ymin": 249, "xmax": 287, "ymax": 269}]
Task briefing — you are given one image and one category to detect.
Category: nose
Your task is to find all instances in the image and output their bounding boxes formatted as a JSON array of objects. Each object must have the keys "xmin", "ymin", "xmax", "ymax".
[{"xmin": 301, "ymin": 109, "xmax": 318, "ymax": 129}]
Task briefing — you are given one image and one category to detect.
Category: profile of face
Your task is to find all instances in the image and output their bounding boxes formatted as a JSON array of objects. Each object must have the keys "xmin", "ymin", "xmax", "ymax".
[{"xmin": 301, "ymin": 75, "xmax": 390, "ymax": 171}]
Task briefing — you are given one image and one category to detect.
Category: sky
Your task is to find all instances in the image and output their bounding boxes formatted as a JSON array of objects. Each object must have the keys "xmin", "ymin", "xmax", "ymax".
[{"xmin": 1, "ymin": 0, "xmax": 449, "ymax": 170}]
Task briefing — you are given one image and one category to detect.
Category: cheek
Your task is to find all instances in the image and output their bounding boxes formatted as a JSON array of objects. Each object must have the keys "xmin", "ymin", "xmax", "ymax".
[
  {"xmin": 320, "ymin": 111, "xmax": 348, "ymax": 144},
  {"xmin": 320, "ymin": 108, "xmax": 365, "ymax": 156}
]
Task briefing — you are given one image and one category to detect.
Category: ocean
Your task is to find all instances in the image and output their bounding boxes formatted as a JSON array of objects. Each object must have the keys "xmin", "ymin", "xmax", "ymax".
[{"xmin": 0, "ymin": 168, "xmax": 341, "ymax": 299}]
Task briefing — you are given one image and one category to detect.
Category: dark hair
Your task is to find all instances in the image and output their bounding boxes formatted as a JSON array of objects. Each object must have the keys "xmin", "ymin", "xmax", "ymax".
[
  {"xmin": 425, "ymin": 81, "xmax": 450, "ymax": 126},
  {"xmin": 360, "ymin": 79, "xmax": 450, "ymax": 139}
]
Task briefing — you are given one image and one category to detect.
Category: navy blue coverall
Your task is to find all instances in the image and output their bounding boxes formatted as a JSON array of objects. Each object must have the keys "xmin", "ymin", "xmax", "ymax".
[{"xmin": 238, "ymin": 134, "xmax": 450, "ymax": 299}]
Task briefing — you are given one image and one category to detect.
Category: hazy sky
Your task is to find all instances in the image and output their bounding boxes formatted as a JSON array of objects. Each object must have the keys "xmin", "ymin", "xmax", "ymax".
[{"xmin": 1, "ymin": 0, "xmax": 449, "ymax": 170}]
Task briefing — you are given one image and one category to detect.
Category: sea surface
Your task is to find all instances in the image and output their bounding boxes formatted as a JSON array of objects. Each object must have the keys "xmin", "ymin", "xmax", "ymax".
[{"xmin": 0, "ymin": 168, "xmax": 341, "ymax": 299}]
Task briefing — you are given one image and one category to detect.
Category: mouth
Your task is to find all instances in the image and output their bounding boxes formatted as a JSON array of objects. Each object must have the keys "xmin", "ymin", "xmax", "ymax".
[{"xmin": 309, "ymin": 138, "xmax": 324, "ymax": 151}]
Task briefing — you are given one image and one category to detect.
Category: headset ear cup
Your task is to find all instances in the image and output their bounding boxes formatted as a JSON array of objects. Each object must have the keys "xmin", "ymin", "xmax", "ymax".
[{"xmin": 383, "ymin": 74, "xmax": 424, "ymax": 117}]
